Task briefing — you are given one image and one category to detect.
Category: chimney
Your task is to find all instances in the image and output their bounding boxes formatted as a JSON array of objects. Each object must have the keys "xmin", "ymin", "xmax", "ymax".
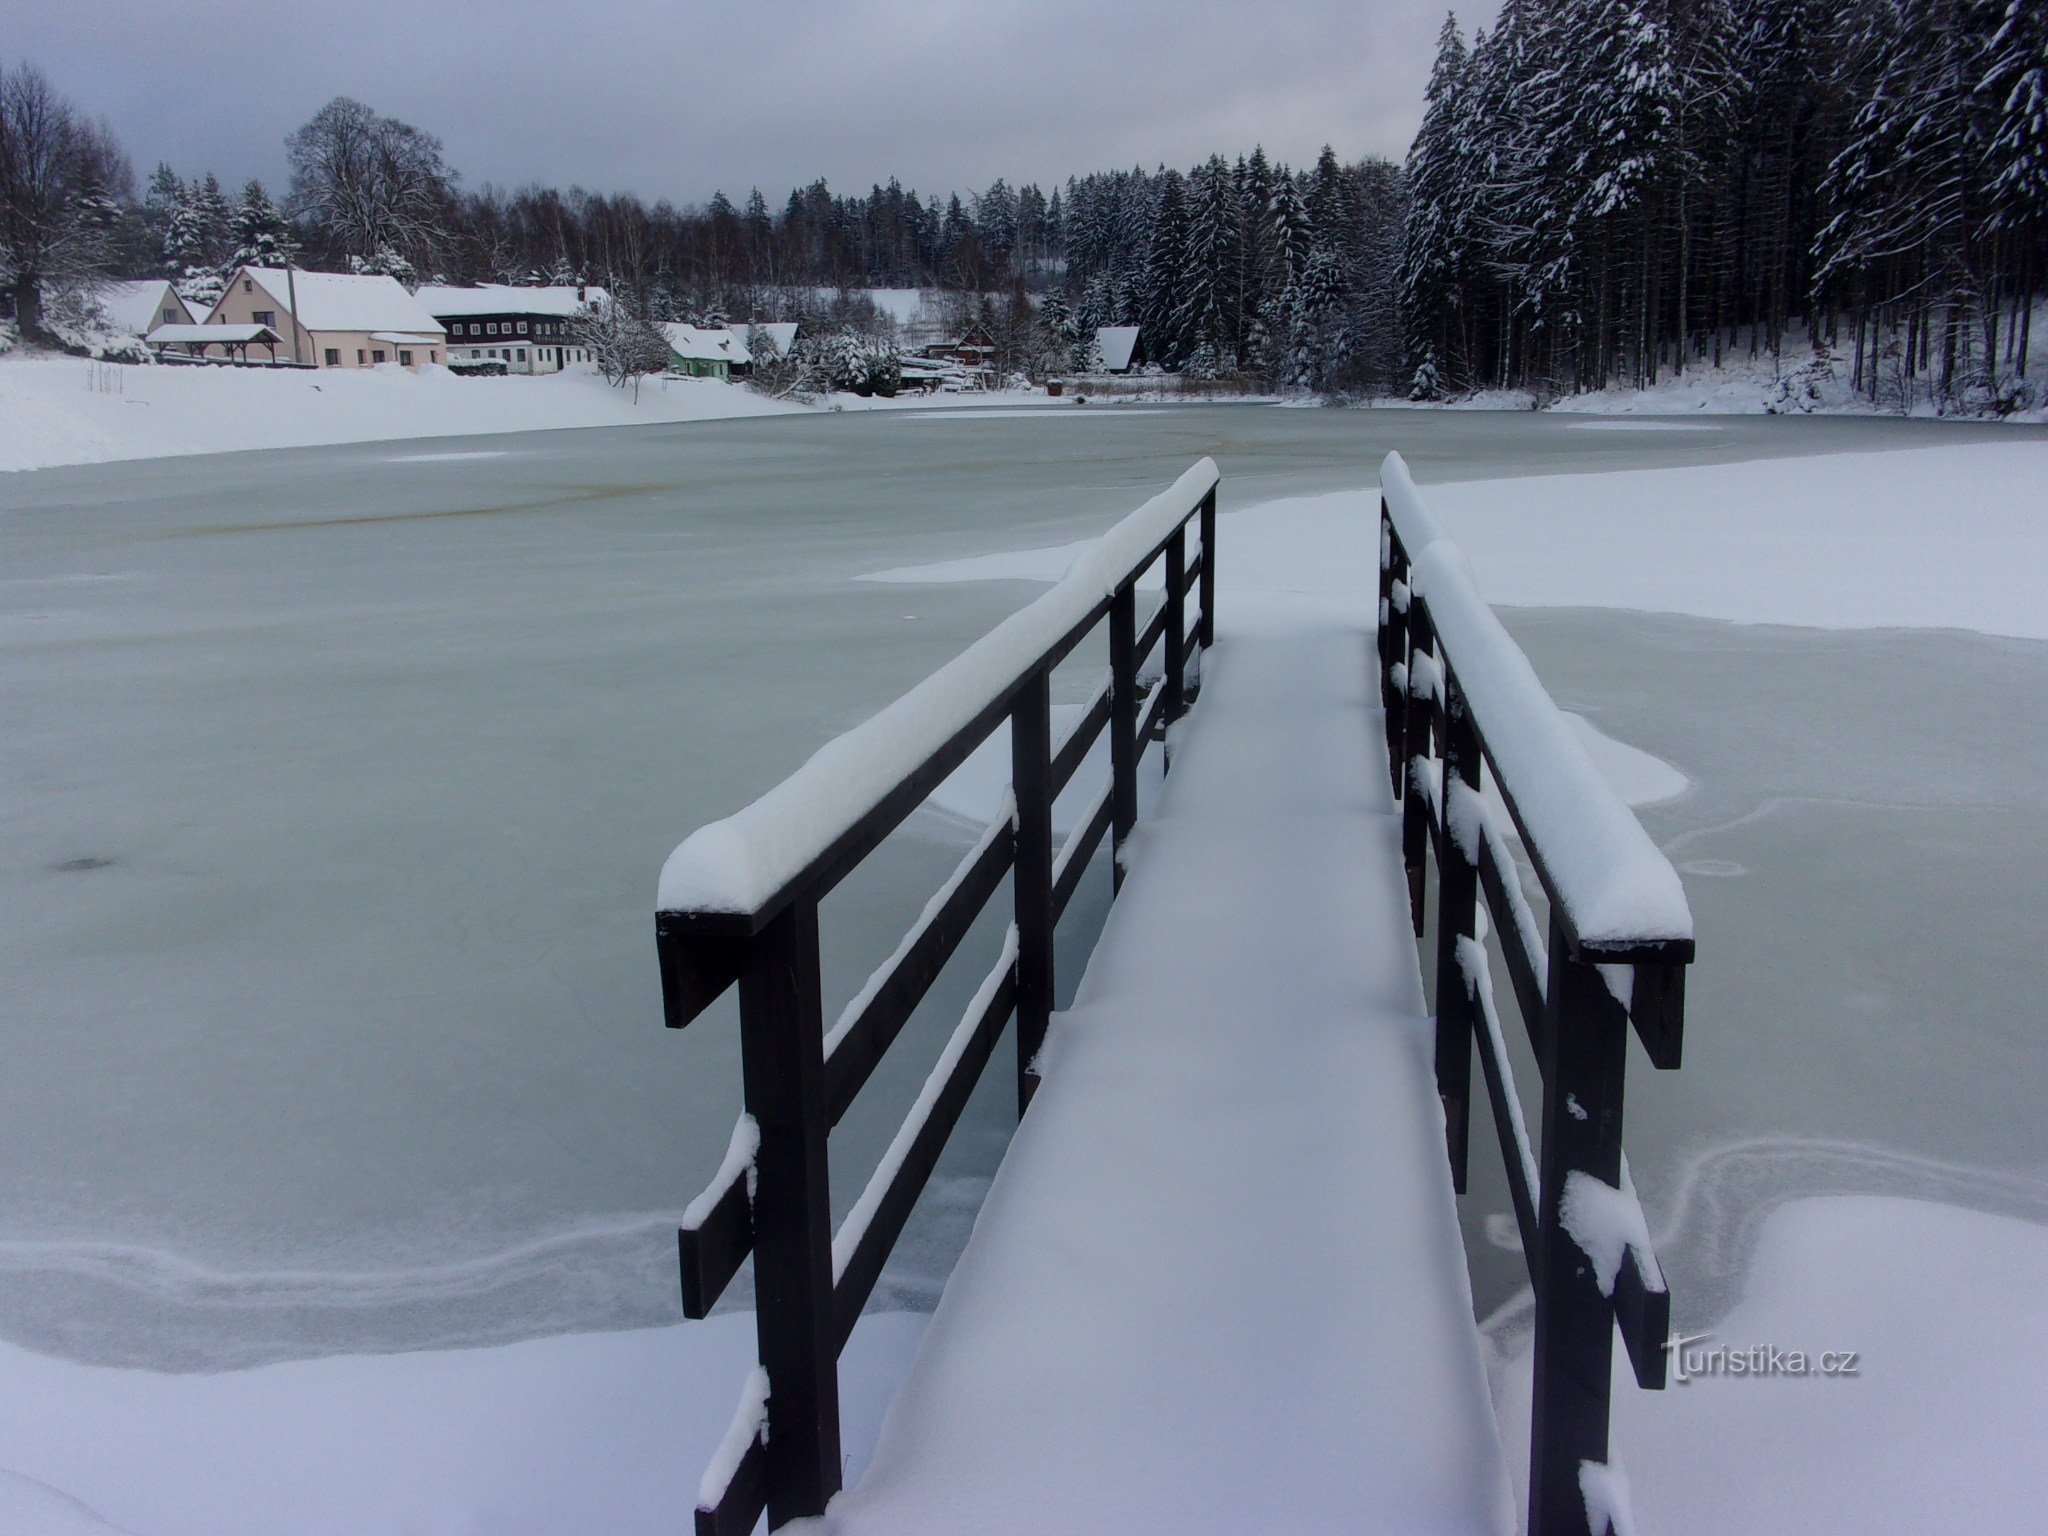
[{"xmin": 577, "ymin": 282, "xmax": 587, "ymax": 303}]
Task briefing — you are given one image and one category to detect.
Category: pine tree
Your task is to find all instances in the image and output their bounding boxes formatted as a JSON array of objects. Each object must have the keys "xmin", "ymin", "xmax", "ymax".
[
  {"xmin": 1141, "ymin": 170, "xmax": 1192, "ymax": 367},
  {"xmin": 1180, "ymin": 155, "xmax": 1244, "ymax": 368},
  {"xmin": 227, "ymin": 179, "xmax": 294, "ymax": 270},
  {"xmin": 189, "ymin": 173, "xmax": 233, "ymax": 266},
  {"xmin": 1402, "ymin": 14, "xmax": 1472, "ymax": 382}
]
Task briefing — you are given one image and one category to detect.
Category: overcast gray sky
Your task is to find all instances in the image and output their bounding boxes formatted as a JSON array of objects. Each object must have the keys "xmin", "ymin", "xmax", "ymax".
[{"xmin": 15, "ymin": 1, "xmax": 1497, "ymax": 205}]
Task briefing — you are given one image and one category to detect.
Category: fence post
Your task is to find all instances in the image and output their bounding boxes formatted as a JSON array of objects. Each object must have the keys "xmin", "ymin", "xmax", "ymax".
[
  {"xmin": 1431, "ymin": 671, "xmax": 1479, "ymax": 1192},
  {"xmin": 1528, "ymin": 914, "xmax": 1630, "ymax": 1536},
  {"xmin": 737, "ymin": 899, "xmax": 841, "ymax": 1527},
  {"xmin": 1399, "ymin": 603, "xmax": 1435, "ymax": 935},
  {"xmin": 1198, "ymin": 486, "xmax": 1218, "ymax": 651},
  {"xmin": 1012, "ymin": 671, "xmax": 1055, "ymax": 1112},
  {"xmin": 1164, "ymin": 527, "xmax": 1188, "ymax": 753},
  {"xmin": 1108, "ymin": 582, "xmax": 1139, "ymax": 894},
  {"xmin": 1383, "ymin": 521, "xmax": 1411, "ymax": 797}
]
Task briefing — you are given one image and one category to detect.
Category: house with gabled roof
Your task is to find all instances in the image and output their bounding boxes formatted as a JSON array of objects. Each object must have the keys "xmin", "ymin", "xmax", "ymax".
[
  {"xmin": 97, "ymin": 279, "xmax": 200, "ymax": 338},
  {"xmin": 661, "ymin": 323, "xmax": 751, "ymax": 379},
  {"xmin": 417, "ymin": 283, "xmax": 611, "ymax": 374},
  {"xmin": 207, "ymin": 266, "xmax": 446, "ymax": 369}
]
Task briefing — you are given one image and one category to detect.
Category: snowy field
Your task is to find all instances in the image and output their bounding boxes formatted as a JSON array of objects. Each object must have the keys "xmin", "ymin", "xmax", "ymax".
[
  {"xmin": 2, "ymin": 409, "xmax": 2045, "ymax": 1531},
  {"xmin": 0, "ymin": 355, "xmax": 805, "ymax": 473}
]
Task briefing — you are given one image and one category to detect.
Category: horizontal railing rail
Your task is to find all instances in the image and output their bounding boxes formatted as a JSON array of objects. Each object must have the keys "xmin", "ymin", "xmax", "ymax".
[
  {"xmin": 1377, "ymin": 452, "xmax": 1695, "ymax": 1536},
  {"xmin": 657, "ymin": 461, "xmax": 1219, "ymax": 1533}
]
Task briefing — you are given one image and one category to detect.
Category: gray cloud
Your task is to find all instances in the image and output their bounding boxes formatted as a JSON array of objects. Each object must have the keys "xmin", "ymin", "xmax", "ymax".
[{"xmin": 15, "ymin": 1, "xmax": 1499, "ymax": 201}]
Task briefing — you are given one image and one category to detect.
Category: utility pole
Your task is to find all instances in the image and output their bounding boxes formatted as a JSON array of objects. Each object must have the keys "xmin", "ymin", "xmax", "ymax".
[{"xmin": 284, "ymin": 257, "xmax": 304, "ymax": 366}]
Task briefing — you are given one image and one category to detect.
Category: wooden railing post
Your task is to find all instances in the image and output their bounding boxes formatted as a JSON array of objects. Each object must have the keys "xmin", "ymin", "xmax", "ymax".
[
  {"xmin": 1109, "ymin": 581, "xmax": 1139, "ymax": 893},
  {"xmin": 1399, "ymin": 603, "xmax": 1435, "ymax": 934},
  {"xmin": 1431, "ymin": 671, "xmax": 1479, "ymax": 1192},
  {"xmin": 1383, "ymin": 522, "xmax": 1411, "ymax": 796},
  {"xmin": 737, "ymin": 899, "xmax": 841, "ymax": 1528},
  {"xmin": 1198, "ymin": 485, "xmax": 1218, "ymax": 651},
  {"xmin": 1011, "ymin": 671, "xmax": 1055, "ymax": 1112},
  {"xmin": 1164, "ymin": 527, "xmax": 1188, "ymax": 751},
  {"xmin": 1529, "ymin": 914, "xmax": 1631, "ymax": 1536}
]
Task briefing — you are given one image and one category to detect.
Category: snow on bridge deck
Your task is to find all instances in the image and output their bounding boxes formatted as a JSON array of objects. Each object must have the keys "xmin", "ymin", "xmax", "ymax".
[{"xmin": 814, "ymin": 536, "xmax": 1515, "ymax": 1534}]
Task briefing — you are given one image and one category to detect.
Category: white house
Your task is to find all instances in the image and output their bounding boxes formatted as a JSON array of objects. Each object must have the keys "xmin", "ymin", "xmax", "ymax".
[
  {"xmin": 741, "ymin": 321, "xmax": 799, "ymax": 366},
  {"xmin": 417, "ymin": 284, "xmax": 612, "ymax": 374},
  {"xmin": 208, "ymin": 267, "xmax": 447, "ymax": 369},
  {"xmin": 98, "ymin": 279, "xmax": 199, "ymax": 338}
]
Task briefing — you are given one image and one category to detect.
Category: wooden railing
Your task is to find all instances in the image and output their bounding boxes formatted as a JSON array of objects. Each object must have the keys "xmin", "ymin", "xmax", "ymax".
[
  {"xmin": 656, "ymin": 461, "xmax": 1218, "ymax": 1534},
  {"xmin": 1378, "ymin": 452, "xmax": 1695, "ymax": 1536}
]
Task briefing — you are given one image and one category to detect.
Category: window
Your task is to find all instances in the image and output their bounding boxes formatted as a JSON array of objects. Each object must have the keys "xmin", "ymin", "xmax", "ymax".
[
  {"xmin": 357, "ymin": 349, "xmax": 366, "ymax": 364},
  {"xmin": 242, "ymin": 278, "xmax": 252, "ymax": 292},
  {"xmin": 324, "ymin": 348, "xmax": 339, "ymax": 366},
  {"xmin": 517, "ymin": 348, "xmax": 526, "ymax": 361},
  {"xmin": 516, "ymin": 320, "xmax": 528, "ymax": 334},
  {"xmin": 430, "ymin": 351, "xmax": 438, "ymax": 364},
  {"xmin": 399, "ymin": 350, "xmax": 413, "ymax": 366},
  {"xmin": 253, "ymin": 310, "xmax": 276, "ymax": 327},
  {"xmin": 372, "ymin": 349, "xmax": 387, "ymax": 363},
  {"xmin": 163, "ymin": 306, "xmax": 178, "ymax": 324},
  {"xmin": 487, "ymin": 322, "xmax": 499, "ymax": 335}
]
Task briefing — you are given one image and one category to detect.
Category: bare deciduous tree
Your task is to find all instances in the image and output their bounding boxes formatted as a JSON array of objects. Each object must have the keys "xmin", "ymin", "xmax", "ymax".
[
  {"xmin": 0, "ymin": 61, "xmax": 127, "ymax": 340},
  {"xmin": 286, "ymin": 97, "xmax": 455, "ymax": 277}
]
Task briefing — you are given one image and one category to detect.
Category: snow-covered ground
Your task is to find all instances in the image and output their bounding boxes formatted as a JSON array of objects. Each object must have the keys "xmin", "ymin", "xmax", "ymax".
[
  {"xmin": 0, "ymin": 356, "xmax": 805, "ymax": 473},
  {"xmin": 1386, "ymin": 339, "xmax": 2048, "ymax": 424},
  {"xmin": 0, "ymin": 1312, "xmax": 925, "ymax": 1536}
]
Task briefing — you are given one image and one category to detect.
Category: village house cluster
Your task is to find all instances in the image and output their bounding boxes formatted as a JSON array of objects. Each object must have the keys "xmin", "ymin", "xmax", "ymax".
[{"xmin": 104, "ymin": 268, "xmax": 1148, "ymax": 389}]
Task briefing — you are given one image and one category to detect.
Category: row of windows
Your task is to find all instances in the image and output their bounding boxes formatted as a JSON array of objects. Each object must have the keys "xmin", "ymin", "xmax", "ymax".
[
  {"xmin": 446, "ymin": 318, "xmax": 572, "ymax": 338},
  {"xmin": 458, "ymin": 346, "xmax": 591, "ymax": 364},
  {"xmin": 316, "ymin": 347, "xmax": 440, "ymax": 367}
]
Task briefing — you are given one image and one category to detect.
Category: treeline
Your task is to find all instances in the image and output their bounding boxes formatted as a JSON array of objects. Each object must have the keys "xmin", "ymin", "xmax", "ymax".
[
  {"xmin": 11, "ymin": 12, "xmax": 2044, "ymax": 407},
  {"xmin": 1400, "ymin": 0, "xmax": 2047, "ymax": 408}
]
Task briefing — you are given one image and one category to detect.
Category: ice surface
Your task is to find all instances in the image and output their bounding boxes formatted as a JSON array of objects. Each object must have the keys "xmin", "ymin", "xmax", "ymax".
[
  {"xmin": 833, "ymin": 931, "xmax": 1018, "ymax": 1284},
  {"xmin": 4, "ymin": 409, "xmax": 2041, "ymax": 1525}
]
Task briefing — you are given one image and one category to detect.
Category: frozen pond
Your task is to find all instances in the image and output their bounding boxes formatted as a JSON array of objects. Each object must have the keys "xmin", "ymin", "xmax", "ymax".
[{"xmin": 0, "ymin": 405, "xmax": 2038, "ymax": 1369}]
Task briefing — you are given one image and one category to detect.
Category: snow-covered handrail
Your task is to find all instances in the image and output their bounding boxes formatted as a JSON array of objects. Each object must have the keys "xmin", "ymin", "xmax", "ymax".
[
  {"xmin": 658, "ymin": 458, "xmax": 1219, "ymax": 923},
  {"xmin": 657, "ymin": 461, "xmax": 1220, "ymax": 1534},
  {"xmin": 1378, "ymin": 450, "xmax": 1694, "ymax": 1536},
  {"xmin": 1381, "ymin": 451, "xmax": 1692, "ymax": 956}
]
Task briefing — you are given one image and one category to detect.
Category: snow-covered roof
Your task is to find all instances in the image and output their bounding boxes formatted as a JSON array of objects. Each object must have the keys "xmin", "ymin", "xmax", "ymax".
[
  {"xmin": 415, "ymin": 283, "xmax": 610, "ymax": 319},
  {"xmin": 1095, "ymin": 325, "xmax": 1141, "ymax": 372},
  {"xmin": 742, "ymin": 321, "xmax": 798, "ymax": 358},
  {"xmin": 235, "ymin": 268, "xmax": 446, "ymax": 336},
  {"xmin": 369, "ymin": 332, "xmax": 443, "ymax": 345},
  {"xmin": 147, "ymin": 323, "xmax": 280, "ymax": 345},
  {"xmin": 99, "ymin": 280, "xmax": 190, "ymax": 336},
  {"xmin": 662, "ymin": 323, "xmax": 751, "ymax": 366}
]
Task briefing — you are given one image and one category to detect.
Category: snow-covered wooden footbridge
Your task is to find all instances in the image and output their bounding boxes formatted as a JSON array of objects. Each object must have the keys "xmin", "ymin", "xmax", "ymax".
[{"xmin": 654, "ymin": 456, "xmax": 1695, "ymax": 1536}]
